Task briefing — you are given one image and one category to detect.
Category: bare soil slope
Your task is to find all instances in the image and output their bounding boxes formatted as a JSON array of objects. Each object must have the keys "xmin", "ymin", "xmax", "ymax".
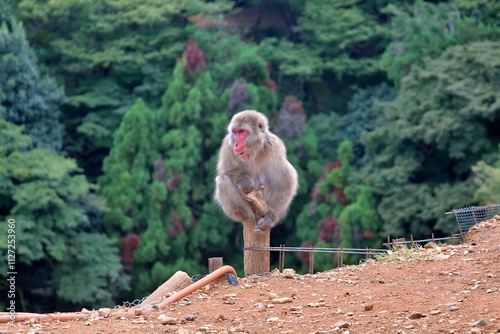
[{"xmin": 2, "ymin": 216, "xmax": 500, "ymax": 334}]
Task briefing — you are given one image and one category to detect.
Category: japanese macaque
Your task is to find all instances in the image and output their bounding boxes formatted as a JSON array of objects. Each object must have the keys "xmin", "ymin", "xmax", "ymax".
[{"xmin": 215, "ymin": 110, "xmax": 298, "ymax": 232}]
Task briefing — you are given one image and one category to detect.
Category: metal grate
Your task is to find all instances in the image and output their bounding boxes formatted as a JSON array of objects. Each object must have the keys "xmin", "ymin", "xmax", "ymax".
[{"xmin": 451, "ymin": 204, "xmax": 500, "ymax": 236}]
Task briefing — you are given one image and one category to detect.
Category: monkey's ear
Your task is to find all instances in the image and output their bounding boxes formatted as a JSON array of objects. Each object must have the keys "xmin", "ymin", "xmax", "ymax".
[{"xmin": 258, "ymin": 122, "xmax": 264, "ymax": 130}]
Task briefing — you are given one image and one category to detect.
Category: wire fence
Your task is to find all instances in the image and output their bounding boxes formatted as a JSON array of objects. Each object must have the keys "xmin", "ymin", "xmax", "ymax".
[
  {"xmin": 446, "ymin": 203, "xmax": 500, "ymax": 238},
  {"xmin": 116, "ymin": 205, "xmax": 500, "ymax": 309}
]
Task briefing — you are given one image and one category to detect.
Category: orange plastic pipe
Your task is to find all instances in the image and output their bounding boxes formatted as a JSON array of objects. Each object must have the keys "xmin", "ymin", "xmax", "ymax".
[
  {"xmin": 158, "ymin": 265, "xmax": 237, "ymax": 308},
  {"xmin": 0, "ymin": 265, "xmax": 238, "ymax": 323}
]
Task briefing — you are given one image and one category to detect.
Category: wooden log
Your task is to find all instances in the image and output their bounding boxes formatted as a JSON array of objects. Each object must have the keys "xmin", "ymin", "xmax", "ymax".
[
  {"xmin": 208, "ymin": 257, "xmax": 223, "ymax": 273},
  {"xmin": 242, "ymin": 185, "xmax": 270, "ymax": 276},
  {"xmin": 243, "ymin": 220, "xmax": 270, "ymax": 276},
  {"xmin": 140, "ymin": 271, "xmax": 192, "ymax": 306}
]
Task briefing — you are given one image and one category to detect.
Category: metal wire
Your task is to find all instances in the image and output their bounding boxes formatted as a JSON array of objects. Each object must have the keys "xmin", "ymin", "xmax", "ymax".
[
  {"xmin": 446, "ymin": 203, "xmax": 500, "ymax": 238},
  {"xmin": 244, "ymin": 246, "xmax": 387, "ymax": 255}
]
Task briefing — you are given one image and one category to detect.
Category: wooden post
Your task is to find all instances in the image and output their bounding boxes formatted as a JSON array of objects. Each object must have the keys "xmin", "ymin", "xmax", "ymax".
[
  {"xmin": 242, "ymin": 187, "xmax": 270, "ymax": 276},
  {"xmin": 243, "ymin": 220, "xmax": 270, "ymax": 276},
  {"xmin": 308, "ymin": 245, "xmax": 314, "ymax": 274},
  {"xmin": 208, "ymin": 257, "xmax": 223, "ymax": 273}
]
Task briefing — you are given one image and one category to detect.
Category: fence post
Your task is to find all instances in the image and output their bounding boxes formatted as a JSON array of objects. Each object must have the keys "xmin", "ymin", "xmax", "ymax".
[
  {"xmin": 279, "ymin": 244, "xmax": 285, "ymax": 273},
  {"xmin": 208, "ymin": 257, "xmax": 223, "ymax": 273},
  {"xmin": 308, "ymin": 245, "xmax": 314, "ymax": 274},
  {"xmin": 243, "ymin": 220, "xmax": 270, "ymax": 276}
]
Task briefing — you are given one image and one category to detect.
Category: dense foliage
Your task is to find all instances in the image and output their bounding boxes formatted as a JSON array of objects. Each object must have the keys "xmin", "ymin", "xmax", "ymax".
[{"xmin": 1, "ymin": 0, "xmax": 499, "ymax": 311}]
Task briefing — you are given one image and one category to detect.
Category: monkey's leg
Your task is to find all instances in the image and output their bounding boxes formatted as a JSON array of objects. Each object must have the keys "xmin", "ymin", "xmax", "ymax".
[{"xmin": 216, "ymin": 175, "xmax": 258, "ymax": 222}]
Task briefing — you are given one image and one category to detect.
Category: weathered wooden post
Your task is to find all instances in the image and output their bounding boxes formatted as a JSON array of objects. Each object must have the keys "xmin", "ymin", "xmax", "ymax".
[
  {"xmin": 208, "ymin": 257, "xmax": 224, "ymax": 273},
  {"xmin": 242, "ymin": 186, "xmax": 270, "ymax": 276},
  {"xmin": 243, "ymin": 221, "xmax": 270, "ymax": 276}
]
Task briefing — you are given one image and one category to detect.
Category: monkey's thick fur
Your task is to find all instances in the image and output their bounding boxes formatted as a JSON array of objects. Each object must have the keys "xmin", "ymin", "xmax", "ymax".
[{"xmin": 215, "ymin": 110, "xmax": 299, "ymax": 232}]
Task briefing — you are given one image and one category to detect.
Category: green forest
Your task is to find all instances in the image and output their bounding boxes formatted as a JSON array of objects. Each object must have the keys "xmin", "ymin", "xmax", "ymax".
[{"xmin": 1, "ymin": 0, "xmax": 499, "ymax": 312}]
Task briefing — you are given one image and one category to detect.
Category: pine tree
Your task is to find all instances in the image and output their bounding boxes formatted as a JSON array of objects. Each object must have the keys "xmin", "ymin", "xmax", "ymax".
[
  {"xmin": 344, "ymin": 83, "xmax": 395, "ymax": 164},
  {"xmin": 155, "ymin": 39, "xmax": 224, "ymax": 281},
  {"xmin": 99, "ymin": 98, "xmax": 168, "ymax": 297},
  {"xmin": 0, "ymin": 8, "xmax": 64, "ymax": 151}
]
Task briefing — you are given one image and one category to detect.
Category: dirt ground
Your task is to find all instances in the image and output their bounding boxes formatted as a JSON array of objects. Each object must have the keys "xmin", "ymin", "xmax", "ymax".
[{"xmin": 1, "ymin": 216, "xmax": 499, "ymax": 334}]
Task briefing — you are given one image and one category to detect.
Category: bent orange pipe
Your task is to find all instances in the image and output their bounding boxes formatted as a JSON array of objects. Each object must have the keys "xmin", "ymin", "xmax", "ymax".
[
  {"xmin": 158, "ymin": 265, "xmax": 238, "ymax": 308},
  {"xmin": 0, "ymin": 265, "xmax": 238, "ymax": 323}
]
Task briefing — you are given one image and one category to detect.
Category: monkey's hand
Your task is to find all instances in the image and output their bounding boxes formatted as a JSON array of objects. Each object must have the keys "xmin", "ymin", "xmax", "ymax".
[
  {"xmin": 236, "ymin": 176, "xmax": 256, "ymax": 194},
  {"xmin": 254, "ymin": 216, "xmax": 274, "ymax": 233}
]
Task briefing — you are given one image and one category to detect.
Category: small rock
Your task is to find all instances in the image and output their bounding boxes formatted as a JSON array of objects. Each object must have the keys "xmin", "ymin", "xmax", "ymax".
[
  {"xmin": 184, "ymin": 314, "xmax": 196, "ymax": 321},
  {"xmin": 449, "ymin": 306, "xmax": 459, "ymax": 311},
  {"xmin": 198, "ymin": 325, "xmax": 212, "ymax": 331},
  {"xmin": 223, "ymin": 293, "xmax": 237, "ymax": 300},
  {"xmin": 158, "ymin": 314, "xmax": 178, "ymax": 325},
  {"xmin": 283, "ymin": 268, "xmax": 296, "ymax": 279},
  {"xmin": 134, "ymin": 309, "xmax": 142, "ymax": 316},
  {"xmin": 363, "ymin": 303, "xmax": 373, "ymax": 311},
  {"xmin": 408, "ymin": 312, "xmax": 426, "ymax": 319},
  {"xmin": 307, "ymin": 301, "xmax": 327, "ymax": 307},
  {"xmin": 269, "ymin": 292, "xmax": 278, "ymax": 299},
  {"xmin": 424, "ymin": 242, "xmax": 435, "ymax": 249},
  {"xmin": 266, "ymin": 317, "xmax": 280, "ymax": 323},
  {"xmin": 175, "ymin": 329, "xmax": 191, "ymax": 334},
  {"xmin": 270, "ymin": 268, "xmax": 281, "ymax": 276},
  {"xmin": 97, "ymin": 308, "xmax": 112, "ymax": 318},
  {"xmin": 470, "ymin": 319, "xmax": 487, "ymax": 327},
  {"xmin": 130, "ymin": 318, "xmax": 147, "ymax": 324},
  {"xmin": 271, "ymin": 297, "xmax": 293, "ymax": 304},
  {"xmin": 430, "ymin": 310, "xmax": 441, "ymax": 315},
  {"xmin": 163, "ymin": 326, "xmax": 179, "ymax": 333},
  {"xmin": 334, "ymin": 320, "xmax": 349, "ymax": 328}
]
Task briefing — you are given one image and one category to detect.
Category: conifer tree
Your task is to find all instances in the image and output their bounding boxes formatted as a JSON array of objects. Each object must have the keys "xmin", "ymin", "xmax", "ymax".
[
  {"xmin": 99, "ymin": 98, "xmax": 168, "ymax": 296},
  {"xmin": 0, "ymin": 8, "xmax": 64, "ymax": 151},
  {"xmin": 156, "ymin": 39, "xmax": 224, "ymax": 277}
]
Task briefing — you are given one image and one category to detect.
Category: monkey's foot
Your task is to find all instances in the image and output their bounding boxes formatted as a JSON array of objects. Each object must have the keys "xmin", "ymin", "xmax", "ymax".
[{"xmin": 254, "ymin": 216, "xmax": 273, "ymax": 233}]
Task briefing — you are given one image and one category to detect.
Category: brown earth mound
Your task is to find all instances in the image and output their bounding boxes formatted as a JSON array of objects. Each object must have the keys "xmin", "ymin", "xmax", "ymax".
[{"xmin": 2, "ymin": 216, "xmax": 499, "ymax": 334}]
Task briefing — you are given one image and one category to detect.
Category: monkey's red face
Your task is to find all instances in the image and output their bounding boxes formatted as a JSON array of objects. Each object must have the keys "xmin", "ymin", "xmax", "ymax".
[{"xmin": 232, "ymin": 127, "xmax": 249, "ymax": 160}]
